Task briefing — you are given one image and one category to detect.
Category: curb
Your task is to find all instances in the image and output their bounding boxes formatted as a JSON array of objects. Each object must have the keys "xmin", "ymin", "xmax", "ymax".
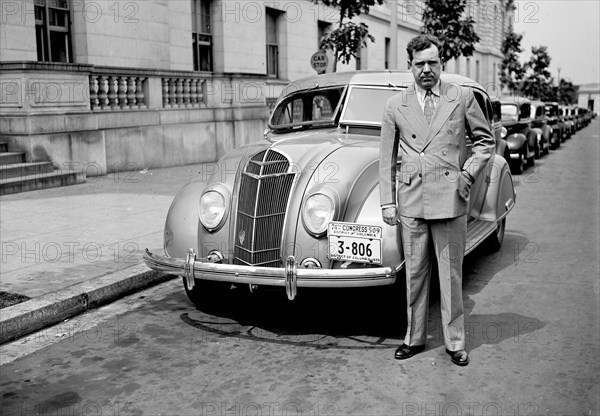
[{"xmin": 0, "ymin": 263, "xmax": 176, "ymax": 345}]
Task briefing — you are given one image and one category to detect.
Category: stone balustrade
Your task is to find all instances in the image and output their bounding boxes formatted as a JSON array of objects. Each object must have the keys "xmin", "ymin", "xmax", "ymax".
[{"xmin": 89, "ymin": 74, "xmax": 148, "ymax": 111}]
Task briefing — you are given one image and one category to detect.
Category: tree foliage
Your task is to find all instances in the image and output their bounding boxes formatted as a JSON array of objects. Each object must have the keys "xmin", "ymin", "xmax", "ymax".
[
  {"xmin": 521, "ymin": 46, "xmax": 554, "ymax": 100},
  {"xmin": 420, "ymin": 0, "xmax": 480, "ymax": 65},
  {"xmin": 557, "ymin": 79, "xmax": 578, "ymax": 105},
  {"xmin": 314, "ymin": 0, "xmax": 384, "ymax": 71},
  {"xmin": 499, "ymin": 26, "xmax": 525, "ymax": 94}
]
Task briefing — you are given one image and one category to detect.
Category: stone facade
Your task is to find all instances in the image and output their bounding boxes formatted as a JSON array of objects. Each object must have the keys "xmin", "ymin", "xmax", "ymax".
[{"xmin": 0, "ymin": 0, "xmax": 511, "ymax": 173}]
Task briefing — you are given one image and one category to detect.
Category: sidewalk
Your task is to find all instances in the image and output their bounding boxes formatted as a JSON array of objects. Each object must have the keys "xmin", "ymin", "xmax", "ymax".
[{"xmin": 0, "ymin": 163, "xmax": 209, "ymax": 343}]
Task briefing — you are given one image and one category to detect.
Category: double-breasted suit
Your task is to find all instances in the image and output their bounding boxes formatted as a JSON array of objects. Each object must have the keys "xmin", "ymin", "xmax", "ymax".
[{"xmin": 379, "ymin": 80, "xmax": 495, "ymax": 351}]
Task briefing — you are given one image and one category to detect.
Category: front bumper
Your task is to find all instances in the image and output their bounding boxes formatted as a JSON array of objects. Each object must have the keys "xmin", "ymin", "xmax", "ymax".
[{"xmin": 143, "ymin": 249, "xmax": 396, "ymax": 300}]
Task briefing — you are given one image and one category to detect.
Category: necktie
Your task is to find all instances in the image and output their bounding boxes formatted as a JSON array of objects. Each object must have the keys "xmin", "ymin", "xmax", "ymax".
[{"xmin": 424, "ymin": 89, "xmax": 434, "ymax": 124}]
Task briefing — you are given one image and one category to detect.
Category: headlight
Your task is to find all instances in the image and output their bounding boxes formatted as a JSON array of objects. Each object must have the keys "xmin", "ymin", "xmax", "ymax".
[
  {"xmin": 302, "ymin": 193, "xmax": 336, "ymax": 237},
  {"xmin": 500, "ymin": 126, "xmax": 508, "ymax": 139},
  {"xmin": 199, "ymin": 186, "xmax": 229, "ymax": 232}
]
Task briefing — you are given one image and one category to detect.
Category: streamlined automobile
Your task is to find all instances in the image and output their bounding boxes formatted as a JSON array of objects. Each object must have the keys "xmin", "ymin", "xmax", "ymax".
[
  {"xmin": 545, "ymin": 102, "xmax": 568, "ymax": 144},
  {"xmin": 143, "ymin": 71, "xmax": 516, "ymax": 303},
  {"xmin": 529, "ymin": 100, "xmax": 551, "ymax": 157},
  {"xmin": 501, "ymin": 96, "xmax": 537, "ymax": 174}
]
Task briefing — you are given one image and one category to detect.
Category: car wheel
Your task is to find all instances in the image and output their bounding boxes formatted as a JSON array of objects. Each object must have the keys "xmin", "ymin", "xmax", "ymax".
[
  {"xmin": 183, "ymin": 277, "xmax": 232, "ymax": 307},
  {"xmin": 511, "ymin": 149, "xmax": 525, "ymax": 175},
  {"xmin": 543, "ymin": 142, "xmax": 550, "ymax": 155},
  {"xmin": 485, "ymin": 218, "xmax": 506, "ymax": 253},
  {"xmin": 525, "ymin": 144, "xmax": 534, "ymax": 168},
  {"xmin": 534, "ymin": 141, "xmax": 541, "ymax": 159}
]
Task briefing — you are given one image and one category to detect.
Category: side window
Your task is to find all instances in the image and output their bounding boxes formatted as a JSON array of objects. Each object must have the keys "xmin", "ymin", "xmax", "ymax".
[
  {"xmin": 492, "ymin": 101, "xmax": 502, "ymax": 123},
  {"xmin": 312, "ymin": 95, "xmax": 334, "ymax": 121}
]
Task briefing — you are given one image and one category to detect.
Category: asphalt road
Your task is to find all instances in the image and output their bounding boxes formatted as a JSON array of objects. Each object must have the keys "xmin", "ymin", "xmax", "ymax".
[{"xmin": 1, "ymin": 120, "xmax": 599, "ymax": 416}]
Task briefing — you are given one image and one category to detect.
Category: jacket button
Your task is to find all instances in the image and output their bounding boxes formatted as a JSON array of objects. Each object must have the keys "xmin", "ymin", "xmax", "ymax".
[
  {"xmin": 442, "ymin": 150, "xmax": 447, "ymax": 155},
  {"xmin": 412, "ymin": 134, "xmax": 417, "ymax": 139},
  {"xmin": 418, "ymin": 173, "xmax": 422, "ymax": 178},
  {"xmin": 420, "ymin": 152, "xmax": 425, "ymax": 157},
  {"xmin": 447, "ymin": 129, "xmax": 453, "ymax": 134},
  {"xmin": 445, "ymin": 171, "xmax": 449, "ymax": 176}
]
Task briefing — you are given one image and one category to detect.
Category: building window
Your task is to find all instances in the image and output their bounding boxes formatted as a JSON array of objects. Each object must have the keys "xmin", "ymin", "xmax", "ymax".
[
  {"xmin": 466, "ymin": 58, "xmax": 471, "ymax": 77},
  {"xmin": 318, "ymin": 20, "xmax": 331, "ymax": 50},
  {"xmin": 476, "ymin": 60, "xmax": 480, "ymax": 82},
  {"xmin": 266, "ymin": 8, "xmax": 280, "ymax": 77},
  {"xmin": 34, "ymin": 0, "xmax": 72, "ymax": 63},
  {"xmin": 192, "ymin": 0, "xmax": 212, "ymax": 71},
  {"xmin": 455, "ymin": 58, "xmax": 461, "ymax": 74}
]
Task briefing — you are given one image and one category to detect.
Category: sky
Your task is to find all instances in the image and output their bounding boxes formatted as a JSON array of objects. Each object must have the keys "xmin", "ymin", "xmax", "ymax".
[{"xmin": 513, "ymin": 0, "xmax": 600, "ymax": 86}]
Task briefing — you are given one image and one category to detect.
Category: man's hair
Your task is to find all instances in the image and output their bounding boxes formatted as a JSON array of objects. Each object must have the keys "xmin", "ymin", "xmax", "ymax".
[{"xmin": 406, "ymin": 34, "xmax": 443, "ymax": 62}]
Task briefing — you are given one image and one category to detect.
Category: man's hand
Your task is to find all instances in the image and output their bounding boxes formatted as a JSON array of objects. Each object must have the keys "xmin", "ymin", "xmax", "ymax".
[
  {"xmin": 382, "ymin": 206, "xmax": 397, "ymax": 226},
  {"xmin": 458, "ymin": 171, "xmax": 473, "ymax": 201}
]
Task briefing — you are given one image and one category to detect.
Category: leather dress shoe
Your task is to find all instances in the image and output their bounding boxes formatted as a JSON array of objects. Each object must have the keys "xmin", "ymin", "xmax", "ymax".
[
  {"xmin": 394, "ymin": 344, "xmax": 425, "ymax": 360},
  {"xmin": 446, "ymin": 349, "xmax": 469, "ymax": 366}
]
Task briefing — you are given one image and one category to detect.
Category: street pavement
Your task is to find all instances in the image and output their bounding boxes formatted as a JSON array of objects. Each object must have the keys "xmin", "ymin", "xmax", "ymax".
[
  {"xmin": 0, "ymin": 163, "xmax": 210, "ymax": 342},
  {"xmin": 0, "ymin": 119, "xmax": 598, "ymax": 414}
]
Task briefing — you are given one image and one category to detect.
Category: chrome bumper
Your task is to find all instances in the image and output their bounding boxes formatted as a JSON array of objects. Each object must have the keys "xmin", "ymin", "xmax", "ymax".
[{"xmin": 143, "ymin": 249, "xmax": 396, "ymax": 300}]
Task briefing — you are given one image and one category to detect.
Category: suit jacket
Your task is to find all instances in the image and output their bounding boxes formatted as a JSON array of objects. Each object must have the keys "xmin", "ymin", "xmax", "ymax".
[{"xmin": 379, "ymin": 80, "xmax": 495, "ymax": 220}]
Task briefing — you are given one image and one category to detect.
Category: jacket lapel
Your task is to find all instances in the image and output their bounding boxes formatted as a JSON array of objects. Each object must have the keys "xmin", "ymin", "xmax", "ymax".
[
  {"xmin": 423, "ymin": 80, "xmax": 460, "ymax": 148},
  {"xmin": 398, "ymin": 85, "xmax": 429, "ymax": 137}
]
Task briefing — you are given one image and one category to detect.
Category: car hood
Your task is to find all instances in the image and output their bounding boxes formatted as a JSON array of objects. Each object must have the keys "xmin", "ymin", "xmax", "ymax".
[{"xmin": 263, "ymin": 128, "xmax": 381, "ymax": 175}]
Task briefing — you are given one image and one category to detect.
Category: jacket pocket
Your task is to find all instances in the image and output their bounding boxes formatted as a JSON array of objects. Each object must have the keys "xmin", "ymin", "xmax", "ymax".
[{"xmin": 396, "ymin": 172, "xmax": 411, "ymax": 185}]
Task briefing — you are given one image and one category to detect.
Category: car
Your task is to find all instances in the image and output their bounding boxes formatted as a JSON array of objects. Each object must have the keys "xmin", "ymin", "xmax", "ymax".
[
  {"xmin": 544, "ymin": 102, "xmax": 567, "ymax": 146},
  {"xmin": 501, "ymin": 96, "xmax": 537, "ymax": 174},
  {"xmin": 143, "ymin": 71, "xmax": 517, "ymax": 303},
  {"xmin": 559, "ymin": 105, "xmax": 575, "ymax": 138},
  {"xmin": 529, "ymin": 100, "xmax": 551, "ymax": 157}
]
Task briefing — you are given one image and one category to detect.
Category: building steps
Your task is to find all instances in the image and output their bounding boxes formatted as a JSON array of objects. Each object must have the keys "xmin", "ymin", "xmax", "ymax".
[{"xmin": 0, "ymin": 142, "xmax": 86, "ymax": 196}]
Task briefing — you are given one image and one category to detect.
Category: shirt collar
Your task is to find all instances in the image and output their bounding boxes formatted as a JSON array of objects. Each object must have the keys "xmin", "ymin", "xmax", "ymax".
[{"xmin": 415, "ymin": 81, "xmax": 441, "ymax": 102}]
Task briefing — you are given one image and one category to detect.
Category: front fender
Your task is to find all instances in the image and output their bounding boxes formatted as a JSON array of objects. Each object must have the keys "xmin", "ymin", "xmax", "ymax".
[
  {"xmin": 344, "ymin": 161, "xmax": 403, "ymax": 270},
  {"xmin": 164, "ymin": 181, "xmax": 204, "ymax": 258},
  {"xmin": 506, "ymin": 133, "xmax": 527, "ymax": 152}
]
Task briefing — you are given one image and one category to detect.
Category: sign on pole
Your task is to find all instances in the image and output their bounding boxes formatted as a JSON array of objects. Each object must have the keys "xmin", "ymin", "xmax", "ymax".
[{"xmin": 310, "ymin": 51, "xmax": 329, "ymax": 74}]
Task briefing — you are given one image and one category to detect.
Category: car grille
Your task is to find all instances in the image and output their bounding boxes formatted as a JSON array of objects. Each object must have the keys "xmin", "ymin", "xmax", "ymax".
[{"xmin": 234, "ymin": 149, "xmax": 296, "ymax": 267}]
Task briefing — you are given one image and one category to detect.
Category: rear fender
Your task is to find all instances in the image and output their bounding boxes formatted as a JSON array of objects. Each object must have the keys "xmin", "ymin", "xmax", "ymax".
[{"xmin": 476, "ymin": 155, "xmax": 516, "ymax": 222}]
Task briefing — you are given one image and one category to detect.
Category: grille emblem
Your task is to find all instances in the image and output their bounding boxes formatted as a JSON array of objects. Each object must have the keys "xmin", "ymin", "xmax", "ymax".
[{"xmin": 239, "ymin": 229, "xmax": 246, "ymax": 245}]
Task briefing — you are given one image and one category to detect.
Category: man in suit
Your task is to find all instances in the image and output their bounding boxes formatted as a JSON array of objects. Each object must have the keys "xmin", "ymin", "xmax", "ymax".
[{"xmin": 379, "ymin": 34, "xmax": 495, "ymax": 366}]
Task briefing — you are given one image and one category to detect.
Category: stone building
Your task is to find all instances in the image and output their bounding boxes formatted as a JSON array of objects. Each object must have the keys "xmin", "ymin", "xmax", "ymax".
[{"xmin": 0, "ymin": 0, "xmax": 512, "ymax": 183}]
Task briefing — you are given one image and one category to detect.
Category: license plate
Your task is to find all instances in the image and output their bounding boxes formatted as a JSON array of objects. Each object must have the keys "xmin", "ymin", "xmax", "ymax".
[{"xmin": 327, "ymin": 222, "xmax": 382, "ymax": 265}]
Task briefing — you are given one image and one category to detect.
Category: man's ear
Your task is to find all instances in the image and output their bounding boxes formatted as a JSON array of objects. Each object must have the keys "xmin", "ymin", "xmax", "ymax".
[{"xmin": 407, "ymin": 60, "xmax": 412, "ymax": 69}]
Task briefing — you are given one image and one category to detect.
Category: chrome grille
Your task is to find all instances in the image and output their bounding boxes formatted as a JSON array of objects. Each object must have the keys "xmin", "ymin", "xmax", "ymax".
[{"xmin": 234, "ymin": 149, "xmax": 295, "ymax": 267}]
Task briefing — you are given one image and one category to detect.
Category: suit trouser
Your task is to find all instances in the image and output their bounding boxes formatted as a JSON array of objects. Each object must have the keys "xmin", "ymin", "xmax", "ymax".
[{"xmin": 399, "ymin": 215, "xmax": 467, "ymax": 351}]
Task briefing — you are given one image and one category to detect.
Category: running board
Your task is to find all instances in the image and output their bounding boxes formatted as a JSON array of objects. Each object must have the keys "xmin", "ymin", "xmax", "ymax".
[{"xmin": 465, "ymin": 219, "xmax": 497, "ymax": 255}]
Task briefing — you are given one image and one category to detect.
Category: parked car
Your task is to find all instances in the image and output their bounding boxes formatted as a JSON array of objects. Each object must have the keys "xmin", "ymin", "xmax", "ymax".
[
  {"xmin": 529, "ymin": 100, "xmax": 551, "ymax": 157},
  {"xmin": 559, "ymin": 105, "xmax": 575, "ymax": 137},
  {"xmin": 501, "ymin": 96, "xmax": 536, "ymax": 174},
  {"xmin": 143, "ymin": 71, "xmax": 517, "ymax": 303},
  {"xmin": 544, "ymin": 102, "xmax": 566, "ymax": 147},
  {"xmin": 572, "ymin": 105, "xmax": 583, "ymax": 131}
]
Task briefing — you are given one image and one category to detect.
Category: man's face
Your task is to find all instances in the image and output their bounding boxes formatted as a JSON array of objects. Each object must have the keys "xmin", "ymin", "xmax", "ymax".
[{"xmin": 409, "ymin": 44, "xmax": 441, "ymax": 90}]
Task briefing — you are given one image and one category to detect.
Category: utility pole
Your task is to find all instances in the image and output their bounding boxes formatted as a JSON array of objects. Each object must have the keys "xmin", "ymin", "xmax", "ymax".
[{"xmin": 389, "ymin": 0, "xmax": 398, "ymax": 69}]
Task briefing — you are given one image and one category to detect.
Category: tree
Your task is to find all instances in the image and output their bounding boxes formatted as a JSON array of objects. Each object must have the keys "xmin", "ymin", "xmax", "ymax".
[
  {"xmin": 420, "ymin": 0, "xmax": 480, "ymax": 67},
  {"xmin": 314, "ymin": 0, "xmax": 384, "ymax": 72},
  {"xmin": 499, "ymin": 26, "xmax": 525, "ymax": 94},
  {"xmin": 521, "ymin": 46, "xmax": 554, "ymax": 100},
  {"xmin": 557, "ymin": 79, "xmax": 578, "ymax": 105}
]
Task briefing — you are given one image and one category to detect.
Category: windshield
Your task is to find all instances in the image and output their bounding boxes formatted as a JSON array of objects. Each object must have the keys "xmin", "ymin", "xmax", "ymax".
[
  {"xmin": 545, "ymin": 105, "xmax": 557, "ymax": 116},
  {"xmin": 340, "ymin": 86, "xmax": 405, "ymax": 126},
  {"xmin": 269, "ymin": 86, "xmax": 345, "ymax": 131},
  {"xmin": 501, "ymin": 104, "xmax": 518, "ymax": 120}
]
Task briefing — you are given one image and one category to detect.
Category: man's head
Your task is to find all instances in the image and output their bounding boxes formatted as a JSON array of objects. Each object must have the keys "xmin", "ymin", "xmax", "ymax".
[{"xmin": 407, "ymin": 34, "xmax": 442, "ymax": 90}]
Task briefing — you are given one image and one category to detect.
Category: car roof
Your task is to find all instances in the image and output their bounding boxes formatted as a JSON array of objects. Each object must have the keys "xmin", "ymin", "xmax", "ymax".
[
  {"xmin": 279, "ymin": 70, "xmax": 487, "ymax": 98},
  {"xmin": 500, "ymin": 95, "xmax": 531, "ymax": 105}
]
